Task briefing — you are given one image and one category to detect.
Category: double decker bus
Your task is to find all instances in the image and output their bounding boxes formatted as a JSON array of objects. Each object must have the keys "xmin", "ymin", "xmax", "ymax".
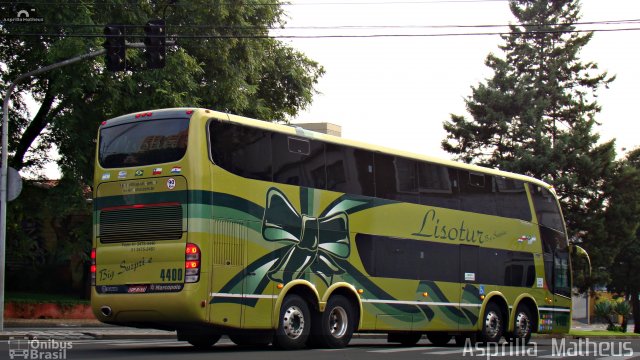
[{"xmin": 91, "ymin": 108, "xmax": 572, "ymax": 349}]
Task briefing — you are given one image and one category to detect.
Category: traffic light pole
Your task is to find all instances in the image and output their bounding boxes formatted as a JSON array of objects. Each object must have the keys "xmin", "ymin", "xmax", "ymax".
[{"xmin": 0, "ymin": 42, "xmax": 152, "ymax": 331}]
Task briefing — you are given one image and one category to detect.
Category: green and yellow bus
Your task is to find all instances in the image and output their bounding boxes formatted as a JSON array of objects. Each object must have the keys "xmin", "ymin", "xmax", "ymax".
[{"xmin": 91, "ymin": 108, "xmax": 572, "ymax": 349}]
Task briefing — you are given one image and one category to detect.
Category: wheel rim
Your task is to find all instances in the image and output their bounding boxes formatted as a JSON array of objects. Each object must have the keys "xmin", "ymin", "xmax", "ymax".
[
  {"xmin": 329, "ymin": 306, "xmax": 348, "ymax": 338},
  {"xmin": 514, "ymin": 312, "xmax": 530, "ymax": 339},
  {"xmin": 283, "ymin": 305, "xmax": 305, "ymax": 339},
  {"xmin": 484, "ymin": 311, "xmax": 501, "ymax": 339}
]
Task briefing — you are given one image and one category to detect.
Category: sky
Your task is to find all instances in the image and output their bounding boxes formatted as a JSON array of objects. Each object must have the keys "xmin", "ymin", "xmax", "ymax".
[{"xmin": 278, "ymin": 0, "xmax": 639, "ymax": 160}]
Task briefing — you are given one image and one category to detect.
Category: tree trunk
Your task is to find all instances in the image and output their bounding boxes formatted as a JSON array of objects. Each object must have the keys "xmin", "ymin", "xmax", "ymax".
[
  {"xmin": 10, "ymin": 84, "xmax": 55, "ymax": 170},
  {"xmin": 632, "ymin": 290, "xmax": 640, "ymax": 334}
]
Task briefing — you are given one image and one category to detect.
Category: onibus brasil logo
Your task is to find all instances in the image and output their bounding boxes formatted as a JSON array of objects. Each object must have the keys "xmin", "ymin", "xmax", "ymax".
[{"xmin": 8, "ymin": 337, "xmax": 72, "ymax": 360}]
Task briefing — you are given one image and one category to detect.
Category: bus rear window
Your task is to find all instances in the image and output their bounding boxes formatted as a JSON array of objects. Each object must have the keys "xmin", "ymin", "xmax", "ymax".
[{"xmin": 99, "ymin": 119, "xmax": 189, "ymax": 168}]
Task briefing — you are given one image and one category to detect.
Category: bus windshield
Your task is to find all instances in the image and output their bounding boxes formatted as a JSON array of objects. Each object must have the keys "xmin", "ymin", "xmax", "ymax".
[{"xmin": 99, "ymin": 118, "xmax": 189, "ymax": 168}]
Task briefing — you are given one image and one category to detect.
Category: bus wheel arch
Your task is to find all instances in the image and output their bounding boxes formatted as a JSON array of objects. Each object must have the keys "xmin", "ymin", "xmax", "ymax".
[
  {"xmin": 323, "ymin": 285, "xmax": 362, "ymax": 330},
  {"xmin": 274, "ymin": 281, "xmax": 321, "ymax": 325}
]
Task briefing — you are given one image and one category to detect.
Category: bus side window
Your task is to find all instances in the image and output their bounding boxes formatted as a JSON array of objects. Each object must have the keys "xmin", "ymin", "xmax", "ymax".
[
  {"xmin": 540, "ymin": 225, "xmax": 571, "ymax": 297},
  {"xmin": 418, "ymin": 163, "xmax": 460, "ymax": 210},
  {"xmin": 209, "ymin": 120, "xmax": 272, "ymax": 181},
  {"xmin": 554, "ymin": 249, "xmax": 571, "ymax": 297},
  {"xmin": 394, "ymin": 157, "xmax": 419, "ymax": 202},
  {"xmin": 374, "ymin": 154, "xmax": 419, "ymax": 203},
  {"xmin": 459, "ymin": 171, "xmax": 497, "ymax": 216},
  {"xmin": 495, "ymin": 177, "xmax": 531, "ymax": 221},
  {"xmin": 326, "ymin": 144, "xmax": 374, "ymax": 197},
  {"xmin": 272, "ymin": 133, "xmax": 325, "ymax": 188},
  {"xmin": 530, "ymin": 185, "xmax": 566, "ymax": 234}
]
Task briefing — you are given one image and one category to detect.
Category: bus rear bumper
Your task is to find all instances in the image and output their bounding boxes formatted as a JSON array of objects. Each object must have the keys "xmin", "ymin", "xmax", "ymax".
[{"xmin": 91, "ymin": 286, "xmax": 208, "ymax": 331}]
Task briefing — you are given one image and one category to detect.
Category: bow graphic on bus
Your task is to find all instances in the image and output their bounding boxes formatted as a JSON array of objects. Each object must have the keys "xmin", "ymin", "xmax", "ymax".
[{"xmin": 262, "ymin": 188, "xmax": 350, "ymax": 286}]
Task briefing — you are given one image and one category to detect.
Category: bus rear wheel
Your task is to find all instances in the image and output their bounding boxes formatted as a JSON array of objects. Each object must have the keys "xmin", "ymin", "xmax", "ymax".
[
  {"xmin": 479, "ymin": 302, "xmax": 504, "ymax": 343},
  {"xmin": 312, "ymin": 295, "xmax": 355, "ymax": 348},
  {"xmin": 273, "ymin": 294, "xmax": 311, "ymax": 350},
  {"xmin": 187, "ymin": 334, "xmax": 221, "ymax": 349}
]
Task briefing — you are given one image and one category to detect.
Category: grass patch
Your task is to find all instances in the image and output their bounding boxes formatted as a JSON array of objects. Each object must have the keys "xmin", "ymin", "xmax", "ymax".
[
  {"xmin": 6, "ymin": 292, "xmax": 89, "ymax": 305},
  {"xmin": 570, "ymin": 329, "xmax": 640, "ymax": 337}
]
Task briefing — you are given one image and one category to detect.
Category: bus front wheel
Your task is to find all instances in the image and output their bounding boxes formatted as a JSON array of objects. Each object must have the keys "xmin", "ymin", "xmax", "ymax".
[
  {"xmin": 510, "ymin": 305, "xmax": 533, "ymax": 344},
  {"xmin": 273, "ymin": 294, "xmax": 311, "ymax": 350}
]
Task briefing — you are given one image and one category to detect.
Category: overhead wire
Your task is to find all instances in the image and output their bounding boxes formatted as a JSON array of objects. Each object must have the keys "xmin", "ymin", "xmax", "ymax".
[
  {"xmin": 3, "ymin": 18, "xmax": 640, "ymax": 30},
  {"xmin": 1, "ymin": 0, "xmax": 638, "ymax": 39},
  {"xmin": 0, "ymin": 0, "xmax": 512, "ymax": 6},
  {"xmin": 2, "ymin": 27, "xmax": 640, "ymax": 39}
]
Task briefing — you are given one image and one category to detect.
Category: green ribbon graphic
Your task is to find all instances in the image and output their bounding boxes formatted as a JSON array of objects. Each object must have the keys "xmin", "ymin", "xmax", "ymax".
[
  {"xmin": 262, "ymin": 188, "xmax": 350, "ymax": 286},
  {"xmin": 211, "ymin": 189, "xmax": 467, "ymax": 328}
]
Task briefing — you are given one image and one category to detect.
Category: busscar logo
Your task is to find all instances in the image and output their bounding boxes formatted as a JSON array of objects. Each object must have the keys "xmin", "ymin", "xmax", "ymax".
[
  {"xmin": 1, "ymin": 3, "xmax": 44, "ymax": 23},
  {"xmin": 8, "ymin": 337, "xmax": 72, "ymax": 359}
]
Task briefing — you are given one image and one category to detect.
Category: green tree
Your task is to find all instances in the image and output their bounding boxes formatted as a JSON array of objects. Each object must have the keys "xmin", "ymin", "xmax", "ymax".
[
  {"xmin": 0, "ymin": 0, "xmax": 323, "ymax": 294},
  {"xmin": 1, "ymin": 0, "xmax": 324, "ymax": 181},
  {"xmin": 441, "ymin": 0, "xmax": 616, "ymax": 281},
  {"xmin": 607, "ymin": 148, "xmax": 640, "ymax": 333}
]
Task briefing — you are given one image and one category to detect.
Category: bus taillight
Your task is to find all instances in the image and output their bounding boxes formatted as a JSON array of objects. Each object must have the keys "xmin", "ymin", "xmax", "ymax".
[
  {"xmin": 91, "ymin": 248, "xmax": 96, "ymax": 286},
  {"xmin": 185, "ymin": 243, "xmax": 201, "ymax": 283},
  {"xmin": 135, "ymin": 112, "xmax": 153, "ymax": 119}
]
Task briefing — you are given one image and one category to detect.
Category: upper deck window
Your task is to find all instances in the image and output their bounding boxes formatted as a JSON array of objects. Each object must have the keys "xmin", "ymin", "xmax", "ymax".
[
  {"xmin": 530, "ymin": 184, "xmax": 566, "ymax": 234},
  {"xmin": 99, "ymin": 118, "xmax": 189, "ymax": 168}
]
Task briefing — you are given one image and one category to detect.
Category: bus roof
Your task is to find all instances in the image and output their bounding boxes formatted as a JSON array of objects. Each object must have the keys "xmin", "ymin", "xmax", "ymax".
[{"xmin": 104, "ymin": 107, "xmax": 554, "ymax": 191}]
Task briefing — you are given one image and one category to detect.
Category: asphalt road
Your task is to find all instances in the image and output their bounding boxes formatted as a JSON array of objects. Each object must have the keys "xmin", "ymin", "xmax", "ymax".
[{"xmin": 2, "ymin": 337, "xmax": 639, "ymax": 360}]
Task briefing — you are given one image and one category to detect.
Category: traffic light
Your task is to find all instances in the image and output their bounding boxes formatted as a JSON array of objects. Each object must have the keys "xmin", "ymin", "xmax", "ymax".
[
  {"xmin": 103, "ymin": 25, "xmax": 126, "ymax": 72},
  {"xmin": 144, "ymin": 19, "xmax": 166, "ymax": 69}
]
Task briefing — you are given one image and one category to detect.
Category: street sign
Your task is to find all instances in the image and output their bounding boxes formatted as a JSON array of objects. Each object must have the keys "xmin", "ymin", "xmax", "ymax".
[{"xmin": 7, "ymin": 166, "xmax": 22, "ymax": 201}]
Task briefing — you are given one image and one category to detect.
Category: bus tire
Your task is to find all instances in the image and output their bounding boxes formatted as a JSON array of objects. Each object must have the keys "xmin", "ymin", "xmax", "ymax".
[
  {"xmin": 510, "ymin": 305, "xmax": 533, "ymax": 345},
  {"xmin": 273, "ymin": 294, "xmax": 311, "ymax": 350},
  {"xmin": 426, "ymin": 332, "xmax": 452, "ymax": 346},
  {"xmin": 229, "ymin": 332, "xmax": 272, "ymax": 347},
  {"xmin": 187, "ymin": 334, "xmax": 221, "ymax": 349},
  {"xmin": 480, "ymin": 302, "xmax": 504, "ymax": 343},
  {"xmin": 315, "ymin": 295, "xmax": 355, "ymax": 348}
]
